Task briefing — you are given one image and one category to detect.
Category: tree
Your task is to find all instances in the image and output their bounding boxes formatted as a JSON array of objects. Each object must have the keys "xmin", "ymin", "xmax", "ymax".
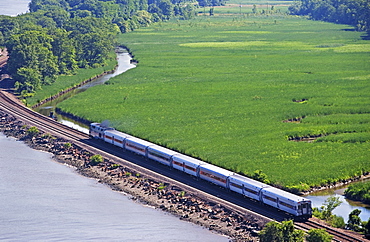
[
  {"xmin": 15, "ymin": 67, "xmax": 42, "ymax": 93},
  {"xmin": 49, "ymin": 28, "xmax": 78, "ymax": 74},
  {"xmin": 6, "ymin": 29, "xmax": 59, "ymax": 92},
  {"xmin": 259, "ymin": 221, "xmax": 283, "ymax": 242},
  {"xmin": 346, "ymin": 209, "xmax": 363, "ymax": 232},
  {"xmin": 259, "ymin": 220, "xmax": 304, "ymax": 242},
  {"xmin": 158, "ymin": 0, "xmax": 174, "ymax": 20},
  {"xmin": 289, "ymin": 0, "xmax": 370, "ymax": 32},
  {"xmin": 306, "ymin": 229, "xmax": 333, "ymax": 242},
  {"xmin": 321, "ymin": 196, "xmax": 342, "ymax": 220},
  {"xmin": 365, "ymin": 218, "xmax": 370, "ymax": 239}
]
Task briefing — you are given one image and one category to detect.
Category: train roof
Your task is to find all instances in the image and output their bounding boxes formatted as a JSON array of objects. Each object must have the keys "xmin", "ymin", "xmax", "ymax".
[
  {"xmin": 172, "ymin": 154, "xmax": 208, "ymax": 165},
  {"xmin": 104, "ymin": 129, "xmax": 131, "ymax": 138},
  {"xmin": 263, "ymin": 186, "xmax": 311, "ymax": 203},
  {"xmin": 199, "ymin": 164, "xmax": 234, "ymax": 177},
  {"xmin": 126, "ymin": 136, "xmax": 154, "ymax": 147},
  {"xmin": 148, "ymin": 145, "xmax": 179, "ymax": 156},
  {"xmin": 229, "ymin": 173, "xmax": 271, "ymax": 188}
]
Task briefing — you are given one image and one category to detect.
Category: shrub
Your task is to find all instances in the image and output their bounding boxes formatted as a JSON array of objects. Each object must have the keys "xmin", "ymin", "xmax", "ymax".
[
  {"xmin": 63, "ymin": 142, "xmax": 72, "ymax": 149},
  {"xmin": 27, "ymin": 126, "xmax": 39, "ymax": 137},
  {"xmin": 90, "ymin": 154, "xmax": 103, "ymax": 165},
  {"xmin": 306, "ymin": 229, "xmax": 333, "ymax": 242}
]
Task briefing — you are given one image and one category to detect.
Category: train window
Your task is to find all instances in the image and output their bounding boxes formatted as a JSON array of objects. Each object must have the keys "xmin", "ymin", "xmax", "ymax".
[
  {"xmin": 200, "ymin": 171, "xmax": 226, "ymax": 183},
  {"xmin": 244, "ymin": 187, "xmax": 258, "ymax": 195},
  {"xmin": 230, "ymin": 182, "xmax": 243, "ymax": 189},
  {"xmin": 279, "ymin": 201, "xmax": 295, "ymax": 210},
  {"xmin": 149, "ymin": 152, "xmax": 169, "ymax": 161},
  {"xmin": 126, "ymin": 143, "xmax": 145, "ymax": 152},
  {"xmin": 173, "ymin": 161, "xmax": 184, "ymax": 167},
  {"xmin": 263, "ymin": 195, "xmax": 277, "ymax": 203},
  {"xmin": 114, "ymin": 138, "xmax": 123, "ymax": 143},
  {"xmin": 184, "ymin": 165, "xmax": 196, "ymax": 172}
]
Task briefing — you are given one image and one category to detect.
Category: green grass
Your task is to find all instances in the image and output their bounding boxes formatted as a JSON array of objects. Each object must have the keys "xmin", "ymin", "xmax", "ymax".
[
  {"xmin": 56, "ymin": 13, "xmax": 370, "ymax": 189},
  {"xmin": 26, "ymin": 52, "xmax": 117, "ymax": 106}
]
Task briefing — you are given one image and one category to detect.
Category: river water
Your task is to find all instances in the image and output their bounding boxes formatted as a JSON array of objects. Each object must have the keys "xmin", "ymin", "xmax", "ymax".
[
  {"xmin": 35, "ymin": 49, "xmax": 135, "ymax": 134},
  {"xmin": 0, "ymin": 134, "xmax": 228, "ymax": 241}
]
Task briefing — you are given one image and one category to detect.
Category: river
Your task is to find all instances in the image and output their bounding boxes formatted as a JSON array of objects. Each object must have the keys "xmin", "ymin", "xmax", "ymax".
[
  {"xmin": 0, "ymin": 134, "xmax": 228, "ymax": 241},
  {"xmin": 305, "ymin": 184, "xmax": 370, "ymax": 221},
  {"xmin": 34, "ymin": 48, "xmax": 135, "ymax": 134}
]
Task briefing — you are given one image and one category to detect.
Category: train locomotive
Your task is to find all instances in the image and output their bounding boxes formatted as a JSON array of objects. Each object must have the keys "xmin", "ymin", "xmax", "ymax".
[{"xmin": 90, "ymin": 123, "xmax": 312, "ymax": 220}]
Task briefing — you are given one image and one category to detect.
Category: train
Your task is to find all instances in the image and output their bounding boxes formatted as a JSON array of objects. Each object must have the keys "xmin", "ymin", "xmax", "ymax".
[{"xmin": 90, "ymin": 122, "xmax": 312, "ymax": 220}]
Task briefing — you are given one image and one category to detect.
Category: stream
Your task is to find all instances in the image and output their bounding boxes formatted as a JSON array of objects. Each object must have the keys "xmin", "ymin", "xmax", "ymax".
[{"xmin": 34, "ymin": 48, "xmax": 135, "ymax": 134}]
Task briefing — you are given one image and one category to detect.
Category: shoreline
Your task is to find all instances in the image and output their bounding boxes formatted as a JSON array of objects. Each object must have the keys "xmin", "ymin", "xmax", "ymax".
[{"xmin": 0, "ymin": 109, "xmax": 267, "ymax": 242}]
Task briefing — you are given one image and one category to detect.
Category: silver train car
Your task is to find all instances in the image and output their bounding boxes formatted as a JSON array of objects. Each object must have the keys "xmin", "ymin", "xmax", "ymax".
[{"xmin": 89, "ymin": 123, "xmax": 312, "ymax": 220}]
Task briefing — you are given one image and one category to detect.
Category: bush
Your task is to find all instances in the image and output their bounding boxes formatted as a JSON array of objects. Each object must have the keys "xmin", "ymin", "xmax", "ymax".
[
  {"xmin": 63, "ymin": 142, "xmax": 72, "ymax": 149},
  {"xmin": 260, "ymin": 220, "xmax": 304, "ymax": 242},
  {"xmin": 306, "ymin": 229, "xmax": 333, "ymax": 242},
  {"xmin": 90, "ymin": 154, "xmax": 103, "ymax": 165},
  {"xmin": 27, "ymin": 126, "xmax": 39, "ymax": 137}
]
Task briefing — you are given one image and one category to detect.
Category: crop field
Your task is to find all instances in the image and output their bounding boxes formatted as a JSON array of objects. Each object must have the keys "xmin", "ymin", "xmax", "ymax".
[{"xmin": 56, "ymin": 8, "xmax": 370, "ymax": 190}]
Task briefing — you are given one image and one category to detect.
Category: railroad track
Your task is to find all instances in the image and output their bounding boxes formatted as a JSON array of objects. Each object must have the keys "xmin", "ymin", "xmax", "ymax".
[
  {"xmin": 1, "ymin": 89, "xmax": 368, "ymax": 242},
  {"xmin": 0, "ymin": 90, "xmax": 88, "ymax": 142},
  {"xmin": 295, "ymin": 219, "xmax": 366, "ymax": 242}
]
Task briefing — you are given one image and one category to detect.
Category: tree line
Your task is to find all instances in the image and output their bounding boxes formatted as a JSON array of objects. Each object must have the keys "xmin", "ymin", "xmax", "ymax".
[
  {"xmin": 0, "ymin": 0, "xmax": 200, "ymax": 95},
  {"xmin": 289, "ymin": 0, "xmax": 370, "ymax": 33}
]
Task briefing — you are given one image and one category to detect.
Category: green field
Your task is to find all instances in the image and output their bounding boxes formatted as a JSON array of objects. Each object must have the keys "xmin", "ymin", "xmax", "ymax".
[{"xmin": 56, "ymin": 11, "xmax": 370, "ymax": 190}]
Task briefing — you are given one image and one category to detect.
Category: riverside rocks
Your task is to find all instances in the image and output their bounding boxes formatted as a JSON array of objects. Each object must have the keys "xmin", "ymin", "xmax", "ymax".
[{"xmin": 0, "ymin": 109, "xmax": 264, "ymax": 241}]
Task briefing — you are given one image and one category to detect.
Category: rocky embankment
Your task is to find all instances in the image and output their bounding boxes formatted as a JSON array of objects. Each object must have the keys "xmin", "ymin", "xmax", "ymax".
[{"xmin": 0, "ymin": 110, "xmax": 267, "ymax": 241}]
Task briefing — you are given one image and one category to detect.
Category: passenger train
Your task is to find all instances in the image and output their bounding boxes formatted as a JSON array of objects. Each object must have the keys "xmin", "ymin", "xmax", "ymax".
[{"xmin": 90, "ymin": 123, "xmax": 312, "ymax": 220}]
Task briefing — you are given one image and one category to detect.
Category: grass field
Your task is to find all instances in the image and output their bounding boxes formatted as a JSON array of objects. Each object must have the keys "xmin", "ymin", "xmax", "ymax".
[{"xmin": 55, "ymin": 8, "xmax": 370, "ymax": 190}]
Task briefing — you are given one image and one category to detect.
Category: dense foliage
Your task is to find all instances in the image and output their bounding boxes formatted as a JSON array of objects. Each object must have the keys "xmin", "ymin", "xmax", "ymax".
[
  {"xmin": 344, "ymin": 181, "xmax": 370, "ymax": 204},
  {"xmin": 345, "ymin": 209, "xmax": 370, "ymax": 237},
  {"xmin": 57, "ymin": 15, "xmax": 370, "ymax": 188},
  {"xmin": 259, "ymin": 220, "xmax": 305, "ymax": 242},
  {"xmin": 260, "ymin": 220, "xmax": 336, "ymax": 242},
  {"xmin": 306, "ymin": 229, "xmax": 333, "ymax": 242},
  {"xmin": 289, "ymin": 0, "xmax": 370, "ymax": 32},
  {"xmin": 0, "ymin": 0, "xmax": 197, "ymax": 95}
]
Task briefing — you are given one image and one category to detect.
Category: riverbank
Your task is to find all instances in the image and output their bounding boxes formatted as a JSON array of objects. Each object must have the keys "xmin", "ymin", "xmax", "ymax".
[
  {"xmin": 31, "ymin": 68, "xmax": 116, "ymax": 109},
  {"xmin": 0, "ymin": 109, "xmax": 267, "ymax": 242}
]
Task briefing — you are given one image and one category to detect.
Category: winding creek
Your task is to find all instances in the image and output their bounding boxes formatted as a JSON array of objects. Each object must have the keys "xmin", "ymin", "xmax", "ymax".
[
  {"xmin": 2, "ymin": 0, "xmax": 369, "ymax": 231},
  {"xmin": 34, "ymin": 49, "xmax": 135, "ymax": 134}
]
